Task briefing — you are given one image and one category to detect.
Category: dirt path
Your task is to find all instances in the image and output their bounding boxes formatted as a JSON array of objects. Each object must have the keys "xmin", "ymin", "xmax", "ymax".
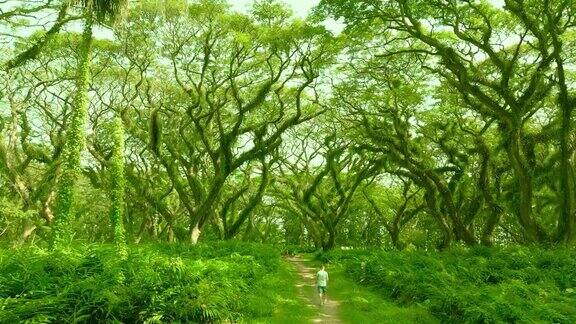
[{"xmin": 286, "ymin": 255, "xmax": 342, "ymax": 324}]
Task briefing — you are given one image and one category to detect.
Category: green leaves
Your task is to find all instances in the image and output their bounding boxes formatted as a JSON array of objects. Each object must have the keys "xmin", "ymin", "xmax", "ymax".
[
  {"xmin": 71, "ymin": 0, "xmax": 129, "ymax": 26},
  {"xmin": 251, "ymin": 0, "xmax": 293, "ymax": 25}
]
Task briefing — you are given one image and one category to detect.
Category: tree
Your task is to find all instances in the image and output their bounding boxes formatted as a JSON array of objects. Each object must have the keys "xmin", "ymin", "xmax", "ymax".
[
  {"xmin": 108, "ymin": 0, "xmax": 336, "ymax": 243},
  {"xmin": 274, "ymin": 128, "xmax": 376, "ymax": 250},
  {"xmin": 52, "ymin": 0, "xmax": 128, "ymax": 247},
  {"xmin": 363, "ymin": 178, "xmax": 425, "ymax": 250}
]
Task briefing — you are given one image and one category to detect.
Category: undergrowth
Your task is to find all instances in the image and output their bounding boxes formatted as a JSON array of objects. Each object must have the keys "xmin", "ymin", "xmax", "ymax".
[
  {"xmin": 318, "ymin": 246, "xmax": 576, "ymax": 323},
  {"xmin": 0, "ymin": 242, "xmax": 287, "ymax": 323}
]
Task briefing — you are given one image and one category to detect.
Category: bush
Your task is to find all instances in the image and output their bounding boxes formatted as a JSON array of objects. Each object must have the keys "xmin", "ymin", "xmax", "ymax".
[
  {"xmin": 315, "ymin": 247, "xmax": 376, "ymax": 264},
  {"xmin": 0, "ymin": 242, "xmax": 284, "ymax": 323},
  {"xmin": 323, "ymin": 246, "xmax": 576, "ymax": 323}
]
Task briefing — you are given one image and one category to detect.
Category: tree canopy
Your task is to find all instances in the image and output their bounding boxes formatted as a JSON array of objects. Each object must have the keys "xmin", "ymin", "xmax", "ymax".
[{"xmin": 0, "ymin": 0, "xmax": 575, "ymax": 251}]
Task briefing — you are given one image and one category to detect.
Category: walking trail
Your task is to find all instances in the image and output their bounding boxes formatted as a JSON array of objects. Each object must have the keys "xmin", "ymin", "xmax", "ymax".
[{"xmin": 287, "ymin": 255, "xmax": 342, "ymax": 324}]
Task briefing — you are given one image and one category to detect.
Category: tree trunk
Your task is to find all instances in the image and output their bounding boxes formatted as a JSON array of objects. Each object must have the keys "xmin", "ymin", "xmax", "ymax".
[
  {"xmin": 506, "ymin": 125, "xmax": 547, "ymax": 242},
  {"xmin": 52, "ymin": 15, "xmax": 93, "ymax": 247},
  {"xmin": 476, "ymin": 139, "xmax": 503, "ymax": 246},
  {"xmin": 110, "ymin": 118, "xmax": 126, "ymax": 251},
  {"xmin": 302, "ymin": 218, "xmax": 322, "ymax": 250},
  {"xmin": 322, "ymin": 227, "xmax": 336, "ymax": 251},
  {"xmin": 425, "ymin": 170, "xmax": 476, "ymax": 246},
  {"xmin": 134, "ymin": 217, "xmax": 148, "ymax": 244},
  {"xmin": 15, "ymin": 221, "xmax": 37, "ymax": 247},
  {"xmin": 547, "ymin": 24, "xmax": 575, "ymax": 243},
  {"xmin": 389, "ymin": 227, "xmax": 403, "ymax": 250},
  {"xmin": 225, "ymin": 163, "xmax": 269, "ymax": 239},
  {"xmin": 167, "ymin": 224, "xmax": 174, "ymax": 243},
  {"xmin": 481, "ymin": 207, "xmax": 502, "ymax": 246},
  {"xmin": 190, "ymin": 223, "xmax": 201, "ymax": 244},
  {"xmin": 424, "ymin": 191, "xmax": 453, "ymax": 250},
  {"xmin": 555, "ymin": 84, "xmax": 574, "ymax": 243},
  {"xmin": 40, "ymin": 192, "xmax": 55, "ymax": 224},
  {"xmin": 190, "ymin": 176, "xmax": 225, "ymax": 240}
]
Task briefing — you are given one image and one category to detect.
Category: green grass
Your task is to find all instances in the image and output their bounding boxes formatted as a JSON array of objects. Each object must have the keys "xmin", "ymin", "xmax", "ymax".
[
  {"xmin": 0, "ymin": 242, "xmax": 311, "ymax": 323},
  {"xmin": 301, "ymin": 255, "xmax": 438, "ymax": 324},
  {"xmin": 318, "ymin": 247, "xmax": 576, "ymax": 323}
]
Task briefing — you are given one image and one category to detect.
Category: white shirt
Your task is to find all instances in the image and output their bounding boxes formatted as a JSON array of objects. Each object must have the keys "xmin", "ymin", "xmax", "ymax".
[{"xmin": 317, "ymin": 269, "xmax": 328, "ymax": 286}]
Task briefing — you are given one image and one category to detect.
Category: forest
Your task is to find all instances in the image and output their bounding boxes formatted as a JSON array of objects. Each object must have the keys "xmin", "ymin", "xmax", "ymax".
[{"xmin": 1, "ymin": 0, "xmax": 575, "ymax": 322}]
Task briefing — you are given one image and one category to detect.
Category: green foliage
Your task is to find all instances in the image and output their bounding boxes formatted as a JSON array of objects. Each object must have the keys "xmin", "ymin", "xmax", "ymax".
[
  {"xmin": 72, "ymin": 0, "xmax": 128, "ymax": 26},
  {"xmin": 0, "ymin": 198, "xmax": 36, "ymax": 241},
  {"xmin": 322, "ymin": 247, "xmax": 576, "ymax": 323},
  {"xmin": 0, "ymin": 242, "xmax": 286, "ymax": 323},
  {"xmin": 315, "ymin": 248, "xmax": 376, "ymax": 264}
]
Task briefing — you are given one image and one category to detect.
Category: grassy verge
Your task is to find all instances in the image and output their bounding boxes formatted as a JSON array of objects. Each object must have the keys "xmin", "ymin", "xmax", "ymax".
[
  {"xmin": 318, "ymin": 247, "xmax": 576, "ymax": 323},
  {"xmin": 0, "ymin": 242, "xmax": 307, "ymax": 323},
  {"xmin": 301, "ymin": 255, "xmax": 438, "ymax": 324}
]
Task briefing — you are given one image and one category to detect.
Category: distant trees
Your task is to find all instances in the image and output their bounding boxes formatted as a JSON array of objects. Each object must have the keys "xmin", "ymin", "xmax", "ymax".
[
  {"xmin": 363, "ymin": 179, "xmax": 425, "ymax": 250},
  {"xmin": 0, "ymin": 0, "xmax": 575, "ymax": 249},
  {"xmin": 273, "ymin": 127, "xmax": 377, "ymax": 250}
]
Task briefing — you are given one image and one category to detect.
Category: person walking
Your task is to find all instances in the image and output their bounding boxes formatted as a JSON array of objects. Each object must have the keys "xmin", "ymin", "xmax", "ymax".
[{"xmin": 316, "ymin": 264, "xmax": 329, "ymax": 305}]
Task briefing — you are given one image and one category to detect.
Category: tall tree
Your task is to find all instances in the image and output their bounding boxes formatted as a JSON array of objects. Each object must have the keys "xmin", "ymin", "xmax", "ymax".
[
  {"xmin": 109, "ymin": 117, "xmax": 126, "ymax": 254},
  {"xmin": 274, "ymin": 129, "xmax": 376, "ymax": 250},
  {"xmin": 53, "ymin": 0, "xmax": 128, "ymax": 246}
]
